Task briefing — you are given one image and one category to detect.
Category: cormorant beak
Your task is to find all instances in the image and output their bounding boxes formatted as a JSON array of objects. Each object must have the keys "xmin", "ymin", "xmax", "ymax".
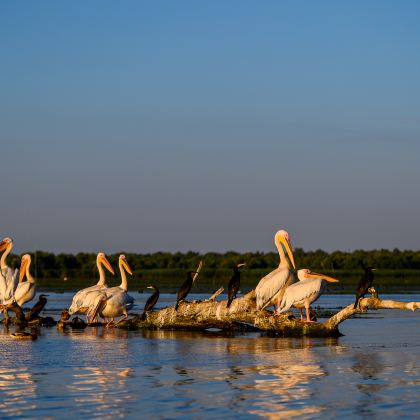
[
  {"xmin": 237, "ymin": 263, "xmax": 246, "ymax": 268},
  {"xmin": 19, "ymin": 257, "xmax": 29, "ymax": 283},
  {"xmin": 147, "ymin": 285, "xmax": 154, "ymax": 289},
  {"xmin": 372, "ymin": 268, "xmax": 377, "ymax": 271},
  {"xmin": 120, "ymin": 257, "xmax": 133, "ymax": 275},
  {"xmin": 279, "ymin": 236, "xmax": 296, "ymax": 269},
  {"xmin": 305, "ymin": 271, "xmax": 339, "ymax": 283},
  {"xmin": 101, "ymin": 255, "xmax": 115, "ymax": 275}
]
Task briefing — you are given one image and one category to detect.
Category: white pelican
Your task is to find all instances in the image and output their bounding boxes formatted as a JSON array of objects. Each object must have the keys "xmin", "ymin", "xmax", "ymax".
[
  {"xmin": 0, "ymin": 237, "xmax": 19, "ymax": 300},
  {"xmin": 68, "ymin": 252, "xmax": 114, "ymax": 321},
  {"xmin": 255, "ymin": 230, "xmax": 296, "ymax": 311},
  {"xmin": 14, "ymin": 254, "xmax": 36, "ymax": 307},
  {"xmin": 277, "ymin": 269, "xmax": 339, "ymax": 322},
  {"xmin": 0, "ymin": 238, "xmax": 19, "ymax": 318},
  {"xmin": 89, "ymin": 254, "xmax": 135, "ymax": 327}
]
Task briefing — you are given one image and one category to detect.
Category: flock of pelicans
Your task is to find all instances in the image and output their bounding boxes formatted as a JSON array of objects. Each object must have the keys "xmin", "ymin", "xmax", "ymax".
[{"xmin": 0, "ymin": 231, "xmax": 376, "ymax": 327}]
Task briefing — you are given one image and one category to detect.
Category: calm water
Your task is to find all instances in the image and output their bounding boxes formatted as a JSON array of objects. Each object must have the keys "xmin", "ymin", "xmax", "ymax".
[{"xmin": 0, "ymin": 293, "xmax": 419, "ymax": 419}]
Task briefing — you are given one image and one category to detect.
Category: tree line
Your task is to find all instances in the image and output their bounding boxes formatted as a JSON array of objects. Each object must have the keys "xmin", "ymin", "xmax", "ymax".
[{"xmin": 7, "ymin": 248, "xmax": 420, "ymax": 279}]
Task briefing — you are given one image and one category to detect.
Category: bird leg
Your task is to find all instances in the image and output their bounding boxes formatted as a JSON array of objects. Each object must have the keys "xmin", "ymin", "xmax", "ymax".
[
  {"xmin": 304, "ymin": 306, "xmax": 316, "ymax": 323},
  {"xmin": 113, "ymin": 313, "xmax": 128, "ymax": 327},
  {"xmin": 299, "ymin": 308, "xmax": 304, "ymax": 321}
]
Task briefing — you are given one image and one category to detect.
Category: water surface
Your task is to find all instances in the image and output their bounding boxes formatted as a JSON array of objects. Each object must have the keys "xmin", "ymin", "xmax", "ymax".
[{"xmin": 0, "ymin": 293, "xmax": 419, "ymax": 418}]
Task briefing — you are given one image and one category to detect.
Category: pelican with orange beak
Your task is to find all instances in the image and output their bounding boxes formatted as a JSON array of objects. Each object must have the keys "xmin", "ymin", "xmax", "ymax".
[
  {"xmin": 68, "ymin": 252, "xmax": 114, "ymax": 321},
  {"xmin": 13, "ymin": 254, "xmax": 36, "ymax": 307},
  {"xmin": 255, "ymin": 230, "xmax": 296, "ymax": 311},
  {"xmin": 277, "ymin": 269, "xmax": 340, "ymax": 322},
  {"xmin": 0, "ymin": 237, "xmax": 19, "ymax": 306},
  {"xmin": 88, "ymin": 255, "xmax": 135, "ymax": 327},
  {"xmin": 0, "ymin": 237, "xmax": 14, "ymax": 274}
]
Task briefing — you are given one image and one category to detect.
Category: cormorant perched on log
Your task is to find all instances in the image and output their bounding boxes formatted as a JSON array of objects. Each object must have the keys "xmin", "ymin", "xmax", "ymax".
[
  {"xmin": 227, "ymin": 263, "xmax": 246, "ymax": 308},
  {"xmin": 175, "ymin": 271, "xmax": 197, "ymax": 310},
  {"xmin": 354, "ymin": 267, "xmax": 376, "ymax": 309},
  {"xmin": 142, "ymin": 285, "xmax": 160, "ymax": 319},
  {"xmin": 26, "ymin": 294, "xmax": 48, "ymax": 320}
]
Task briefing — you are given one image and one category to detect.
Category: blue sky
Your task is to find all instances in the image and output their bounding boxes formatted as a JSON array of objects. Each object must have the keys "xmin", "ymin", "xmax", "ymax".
[{"xmin": 1, "ymin": 1, "xmax": 419, "ymax": 253}]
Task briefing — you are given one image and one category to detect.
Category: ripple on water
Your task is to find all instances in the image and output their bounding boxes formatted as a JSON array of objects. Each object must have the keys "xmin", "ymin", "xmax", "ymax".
[{"xmin": 0, "ymin": 293, "xmax": 419, "ymax": 418}]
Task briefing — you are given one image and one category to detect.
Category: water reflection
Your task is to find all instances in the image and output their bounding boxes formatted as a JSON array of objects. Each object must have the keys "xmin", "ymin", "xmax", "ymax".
[
  {"xmin": 143, "ymin": 332, "xmax": 331, "ymax": 418},
  {"xmin": 68, "ymin": 367, "xmax": 133, "ymax": 418},
  {"xmin": 57, "ymin": 325, "xmax": 130, "ymax": 340},
  {"xmin": 351, "ymin": 352, "xmax": 387, "ymax": 417},
  {"xmin": 0, "ymin": 368, "xmax": 37, "ymax": 417},
  {"xmin": 0, "ymin": 294, "xmax": 419, "ymax": 418}
]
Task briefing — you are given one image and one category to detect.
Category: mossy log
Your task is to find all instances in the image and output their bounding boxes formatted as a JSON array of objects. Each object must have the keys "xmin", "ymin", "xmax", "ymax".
[{"xmin": 118, "ymin": 289, "xmax": 420, "ymax": 337}]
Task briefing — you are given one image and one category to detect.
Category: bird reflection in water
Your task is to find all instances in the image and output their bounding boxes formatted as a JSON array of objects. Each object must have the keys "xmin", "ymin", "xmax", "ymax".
[
  {"xmin": 351, "ymin": 352, "xmax": 387, "ymax": 416},
  {"xmin": 139, "ymin": 330, "xmax": 330, "ymax": 418},
  {"xmin": 245, "ymin": 339, "xmax": 327, "ymax": 418},
  {"xmin": 57, "ymin": 325, "xmax": 129, "ymax": 340}
]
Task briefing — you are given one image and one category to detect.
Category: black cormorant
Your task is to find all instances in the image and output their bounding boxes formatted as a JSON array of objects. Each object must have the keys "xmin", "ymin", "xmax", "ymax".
[
  {"xmin": 26, "ymin": 294, "xmax": 48, "ymax": 320},
  {"xmin": 227, "ymin": 263, "xmax": 246, "ymax": 308},
  {"xmin": 142, "ymin": 284, "xmax": 160, "ymax": 318},
  {"xmin": 175, "ymin": 271, "xmax": 197, "ymax": 310},
  {"xmin": 354, "ymin": 267, "xmax": 376, "ymax": 309}
]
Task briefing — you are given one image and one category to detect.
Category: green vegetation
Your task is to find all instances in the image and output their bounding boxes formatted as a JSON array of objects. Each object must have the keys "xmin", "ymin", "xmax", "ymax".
[{"xmin": 8, "ymin": 249, "xmax": 420, "ymax": 293}]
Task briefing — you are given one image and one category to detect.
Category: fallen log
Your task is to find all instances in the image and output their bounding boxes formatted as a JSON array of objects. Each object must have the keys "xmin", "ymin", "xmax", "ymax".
[{"xmin": 117, "ymin": 289, "xmax": 420, "ymax": 337}]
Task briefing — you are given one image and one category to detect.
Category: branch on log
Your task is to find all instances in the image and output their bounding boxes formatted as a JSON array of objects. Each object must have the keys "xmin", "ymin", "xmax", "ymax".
[
  {"xmin": 206, "ymin": 287, "xmax": 224, "ymax": 301},
  {"xmin": 323, "ymin": 296, "xmax": 420, "ymax": 330}
]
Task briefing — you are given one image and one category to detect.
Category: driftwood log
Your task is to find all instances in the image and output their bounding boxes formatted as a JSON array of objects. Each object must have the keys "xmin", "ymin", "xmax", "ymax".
[
  {"xmin": 1, "ymin": 289, "xmax": 419, "ymax": 337},
  {"xmin": 118, "ymin": 289, "xmax": 420, "ymax": 337}
]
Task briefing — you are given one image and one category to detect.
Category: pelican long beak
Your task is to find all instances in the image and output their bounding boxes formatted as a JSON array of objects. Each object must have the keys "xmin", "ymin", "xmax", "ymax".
[
  {"xmin": 279, "ymin": 236, "xmax": 296, "ymax": 269},
  {"xmin": 305, "ymin": 271, "xmax": 339, "ymax": 283},
  {"xmin": 19, "ymin": 258, "xmax": 29, "ymax": 283},
  {"xmin": 121, "ymin": 257, "xmax": 133, "ymax": 275},
  {"xmin": 100, "ymin": 255, "xmax": 115, "ymax": 275}
]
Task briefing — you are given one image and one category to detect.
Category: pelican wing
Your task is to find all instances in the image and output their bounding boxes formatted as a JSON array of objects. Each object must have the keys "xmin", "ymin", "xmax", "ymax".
[
  {"xmin": 255, "ymin": 268, "xmax": 294, "ymax": 309},
  {"xmin": 0, "ymin": 270, "xmax": 7, "ymax": 302},
  {"xmin": 69, "ymin": 285, "xmax": 107, "ymax": 314},
  {"xmin": 99, "ymin": 290, "xmax": 135, "ymax": 318},
  {"xmin": 14, "ymin": 281, "xmax": 36, "ymax": 306},
  {"xmin": 2, "ymin": 269, "xmax": 19, "ymax": 304},
  {"xmin": 278, "ymin": 279, "xmax": 325, "ymax": 313}
]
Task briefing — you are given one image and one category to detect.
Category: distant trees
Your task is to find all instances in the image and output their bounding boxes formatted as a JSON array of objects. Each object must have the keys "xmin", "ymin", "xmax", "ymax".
[{"xmin": 6, "ymin": 248, "xmax": 420, "ymax": 280}]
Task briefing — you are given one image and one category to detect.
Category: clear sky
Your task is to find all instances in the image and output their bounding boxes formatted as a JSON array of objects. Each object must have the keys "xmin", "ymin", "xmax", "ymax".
[{"xmin": 1, "ymin": 1, "xmax": 419, "ymax": 254}]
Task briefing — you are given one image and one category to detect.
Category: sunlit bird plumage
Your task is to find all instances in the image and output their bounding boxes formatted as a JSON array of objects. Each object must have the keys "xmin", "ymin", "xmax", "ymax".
[
  {"xmin": 255, "ymin": 230, "xmax": 296, "ymax": 311},
  {"xmin": 278, "ymin": 269, "xmax": 339, "ymax": 322}
]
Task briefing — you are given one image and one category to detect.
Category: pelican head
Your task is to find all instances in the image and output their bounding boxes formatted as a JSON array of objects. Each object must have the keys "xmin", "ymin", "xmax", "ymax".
[
  {"xmin": 298, "ymin": 268, "xmax": 339, "ymax": 283},
  {"xmin": 19, "ymin": 254, "xmax": 31, "ymax": 282},
  {"xmin": 119, "ymin": 254, "xmax": 133, "ymax": 275},
  {"xmin": 275, "ymin": 230, "xmax": 296, "ymax": 269},
  {"xmin": 97, "ymin": 252, "xmax": 115, "ymax": 275},
  {"xmin": 0, "ymin": 237, "xmax": 13, "ymax": 252}
]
